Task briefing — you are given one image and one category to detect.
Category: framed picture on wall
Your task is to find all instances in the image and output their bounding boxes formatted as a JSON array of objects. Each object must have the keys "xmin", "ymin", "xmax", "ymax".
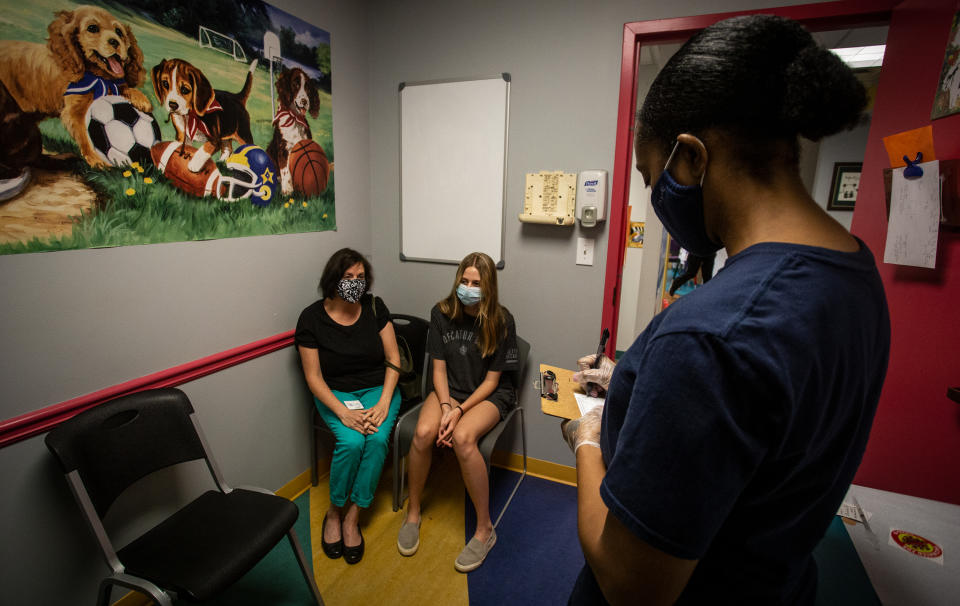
[{"xmin": 828, "ymin": 162, "xmax": 863, "ymax": 211}]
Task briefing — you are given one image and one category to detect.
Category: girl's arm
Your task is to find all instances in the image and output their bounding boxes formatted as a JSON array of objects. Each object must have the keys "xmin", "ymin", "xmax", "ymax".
[
  {"xmin": 298, "ymin": 345, "xmax": 366, "ymax": 433},
  {"xmin": 437, "ymin": 369, "xmax": 501, "ymax": 445}
]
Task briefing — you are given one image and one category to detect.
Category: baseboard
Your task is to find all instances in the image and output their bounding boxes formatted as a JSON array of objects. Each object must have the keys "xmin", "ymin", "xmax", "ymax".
[
  {"xmin": 111, "ymin": 469, "xmax": 313, "ymax": 606},
  {"xmin": 490, "ymin": 450, "xmax": 577, "ymax": 486}
]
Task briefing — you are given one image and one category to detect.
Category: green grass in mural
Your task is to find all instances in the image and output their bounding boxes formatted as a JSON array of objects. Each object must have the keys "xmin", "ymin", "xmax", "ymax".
[{"xmin": 0, "ymin": 0, "xmax": 336, "ymax": 254}]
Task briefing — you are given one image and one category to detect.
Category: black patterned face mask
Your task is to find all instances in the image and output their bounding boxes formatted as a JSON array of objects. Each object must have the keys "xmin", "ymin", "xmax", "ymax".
[{"xmin": 337, "ymin": 278, "xmax": 366, "ymax": 303}]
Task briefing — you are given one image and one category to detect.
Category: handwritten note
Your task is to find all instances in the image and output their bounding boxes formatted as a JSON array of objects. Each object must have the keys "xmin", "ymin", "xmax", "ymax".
[
  {"xmin": 574, "ymin": 392, "xmax": 604, "ymax": 417},
  {"xmin": 883, "ymin": 161, "xmax": 940, "ymax": 268}
]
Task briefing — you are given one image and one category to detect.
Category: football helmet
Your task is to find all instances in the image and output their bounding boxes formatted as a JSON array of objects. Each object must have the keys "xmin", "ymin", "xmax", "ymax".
[{"xmin": 219, "ymin": 144, "xmax": 279, "ymax": 207}]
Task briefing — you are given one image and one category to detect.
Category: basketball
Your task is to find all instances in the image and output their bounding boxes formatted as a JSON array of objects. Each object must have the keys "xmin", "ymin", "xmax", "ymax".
[{"xmin": 289, "ymin": 140, "xmax": 329, "ymax": 196}]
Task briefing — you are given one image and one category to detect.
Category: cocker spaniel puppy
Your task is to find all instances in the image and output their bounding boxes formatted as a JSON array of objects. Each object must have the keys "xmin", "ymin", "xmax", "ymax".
[
  {"xmin": 0, "ymin": 5, "xmax": 151, "ymax": 168},
  {"xmin": 266, "ymin": 67, "xmax": 320, "ymax": 195}
]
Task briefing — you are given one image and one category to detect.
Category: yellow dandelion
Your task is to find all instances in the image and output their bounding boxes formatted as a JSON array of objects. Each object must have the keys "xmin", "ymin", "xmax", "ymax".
[
  {"xmin": 130, "ymin": 162, "xmax": 141, "ymax": 169},
  {"xmin": 288, "ymin": 198, "xmax": 295, "ymax": 204},
  {"xmin": 136, "ymin": 167, "xmax": 144, "ymax": 173},
  {"xmin": 322, "ymin": 213, "xmax": 328, "ymax": 219},
  {"xmin": 284, "ymin": 202, "xmax": 290, "ymax": 209},
  {"xmin": 125, "ymin": 188, "xmax": 135, "ymax": 196},
  {"xmin": 143, "ymin": 177, "xmax": 153, "ymax": 184},
  {"xmin": 123, "ymin": 170, "xmax": 132, "ymax": 177},
  {"xmin": 302, "ymin": 201, "xmax": 308, "ymax": 208}
]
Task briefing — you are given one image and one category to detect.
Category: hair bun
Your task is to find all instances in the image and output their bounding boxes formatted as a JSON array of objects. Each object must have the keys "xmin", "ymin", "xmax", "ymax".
[{"xmin": 782, "ymin": 45, "xmax": 867, "ymax": 141}]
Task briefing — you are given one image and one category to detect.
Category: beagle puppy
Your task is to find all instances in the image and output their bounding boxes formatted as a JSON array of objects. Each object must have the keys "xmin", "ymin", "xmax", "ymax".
[
  {"xmin": 0, "ymin": 5, "xmax": 151, "ymax": 169},
  {"xmin": 266, "ymin": 67, "xmax": 320, "ymax": 195},
  {"xmin": 152, "ymin": 58, "xmax": 257, "ymax": 172}
]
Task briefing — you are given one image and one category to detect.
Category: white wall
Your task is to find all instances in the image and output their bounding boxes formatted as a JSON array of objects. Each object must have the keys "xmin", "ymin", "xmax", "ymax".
[
  {"xmin": 811, "ymin": 121, "xmax": 871, "ymax": 230},
  {"xmin": 0, "ymin": 1, "xmax": 370, "ymax": 602}
]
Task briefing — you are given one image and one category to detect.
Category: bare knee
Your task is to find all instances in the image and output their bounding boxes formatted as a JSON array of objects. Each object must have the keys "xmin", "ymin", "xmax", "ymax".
[
  {"xmin": 452, "ymin": 427, "xmax": 479, "ymax": 457},
  {"xmin": 412, "ymin": 419, "xmax": 438, "ymax": 450}
]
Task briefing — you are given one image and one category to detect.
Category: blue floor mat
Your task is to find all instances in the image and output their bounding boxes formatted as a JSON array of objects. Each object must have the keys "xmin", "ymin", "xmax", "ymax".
[{"xmin": 465, "ymin": 467, "xmax": 584, "ymax": 606}]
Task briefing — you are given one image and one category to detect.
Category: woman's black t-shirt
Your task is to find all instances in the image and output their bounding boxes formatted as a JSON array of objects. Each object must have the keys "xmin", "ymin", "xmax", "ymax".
[{"xmin": 295, "ymin": 294, "xmax": 390, "ymax": 392}]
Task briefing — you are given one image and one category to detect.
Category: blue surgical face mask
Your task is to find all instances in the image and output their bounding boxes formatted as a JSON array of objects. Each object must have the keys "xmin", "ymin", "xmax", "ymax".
[
  {"xmin": 456, "ymin": 284, "xmax": 482, "ymax": 306},
  {"xmin": 650, "ymin": 140, "xmax": 722, "ymax": 257}
]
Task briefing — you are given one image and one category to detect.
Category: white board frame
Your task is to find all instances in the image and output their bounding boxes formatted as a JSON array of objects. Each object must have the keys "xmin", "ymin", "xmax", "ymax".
[{"xmin": 399, "ymin": 74, "xmax": 510, "ymax": 267}]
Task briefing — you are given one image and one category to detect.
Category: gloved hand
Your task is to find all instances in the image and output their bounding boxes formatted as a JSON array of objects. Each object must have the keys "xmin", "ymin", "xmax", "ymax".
[
  {"xmin": 561, "ymin": 405, "xmax": 603, "ymax": 454},
  {"xmin": 571, "ymin": 354, "xmax": 616, "ymax": 397}
]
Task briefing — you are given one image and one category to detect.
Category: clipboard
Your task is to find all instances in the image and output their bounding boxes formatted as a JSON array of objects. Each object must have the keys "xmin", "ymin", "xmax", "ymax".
[{"xmin": 539, "ymin": 364, "xmax": 584, "ymax": 419}]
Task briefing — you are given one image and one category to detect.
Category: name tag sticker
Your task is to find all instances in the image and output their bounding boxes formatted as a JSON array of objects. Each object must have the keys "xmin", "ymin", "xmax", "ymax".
[{"xmin": 344, "ymin": 400, "xmax": 364, "ymax": 410}]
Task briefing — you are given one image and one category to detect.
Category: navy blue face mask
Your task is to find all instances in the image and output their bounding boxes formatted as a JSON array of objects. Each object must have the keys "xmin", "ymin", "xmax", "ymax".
[{"xmin": 650, "ymin": 140, "xmax": 722, "ymax": 257}]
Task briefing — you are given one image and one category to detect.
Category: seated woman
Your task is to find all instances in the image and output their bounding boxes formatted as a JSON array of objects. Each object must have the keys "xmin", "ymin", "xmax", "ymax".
[
  {"xmin": 296, "ymin": 247, "xmax": 402, "ymax": 565},
  {"xmin": 397, "ymin": 251, "xmax": 520, "ymax": 572}
]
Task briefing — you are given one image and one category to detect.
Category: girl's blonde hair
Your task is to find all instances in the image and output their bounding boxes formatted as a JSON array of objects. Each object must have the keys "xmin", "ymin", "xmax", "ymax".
[{"xmin": 438, "ymin": 252, "xmax": 505, "ymax": 357}]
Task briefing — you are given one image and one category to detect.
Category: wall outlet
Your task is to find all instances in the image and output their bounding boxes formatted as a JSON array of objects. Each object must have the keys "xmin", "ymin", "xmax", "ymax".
[{"xmin": 576, "ymin": 237, "xmax": 595, "ymax": 266}]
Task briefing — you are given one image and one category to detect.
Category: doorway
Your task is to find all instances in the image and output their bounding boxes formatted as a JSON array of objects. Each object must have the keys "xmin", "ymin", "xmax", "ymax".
[{"xmin": 601, "ymin": 1, "xmax": 897, "ymax": 355}]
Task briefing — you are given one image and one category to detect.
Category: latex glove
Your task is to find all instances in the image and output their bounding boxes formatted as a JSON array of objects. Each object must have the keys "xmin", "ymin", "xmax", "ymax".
[
  {"xmin": 571, "ymin": 354, "xmax": 616, "ymax": 397},
  {"xmin": 561, "ymin": 405, "xmax": 603, "ymax": 454}
]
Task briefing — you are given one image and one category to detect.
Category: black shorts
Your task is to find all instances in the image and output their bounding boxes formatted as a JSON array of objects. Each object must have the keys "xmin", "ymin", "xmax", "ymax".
[{"xmin": 450, "ymin": 386, "xmax": 516, "ymax": 420}]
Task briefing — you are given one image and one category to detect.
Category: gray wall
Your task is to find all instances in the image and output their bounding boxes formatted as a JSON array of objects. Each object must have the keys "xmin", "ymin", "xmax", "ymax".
[
  {"xmin": 0, "ymin": 0, "xmax": 370, "ymax": 602},
  {"xmin": 367, "ymin": 0, "xmax": 813, "ymax": 467}
]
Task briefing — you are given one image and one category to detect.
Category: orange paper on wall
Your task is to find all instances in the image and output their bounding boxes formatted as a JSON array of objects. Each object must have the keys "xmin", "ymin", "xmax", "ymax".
[{"xmin": 882, "ymin": 126, "xmax": 936, "ymax": 168}]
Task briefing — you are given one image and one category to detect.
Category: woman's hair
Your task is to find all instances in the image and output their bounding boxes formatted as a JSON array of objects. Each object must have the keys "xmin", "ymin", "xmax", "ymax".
[
  {"xmin": 438, "ymin": 252, "xmax": 505, "ymax": 357},
  {"xmin": 318, "ymin": 248, "xmax": 373, "ymax": 299},
  {"xmin": 637, "ymin": 15, "xmax": 867, "ymax": 176}
]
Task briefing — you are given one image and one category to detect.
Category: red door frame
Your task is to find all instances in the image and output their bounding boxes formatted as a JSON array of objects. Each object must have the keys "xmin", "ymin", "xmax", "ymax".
[{"xmin": 601, "ymin": 0, "xmax": 898, "ymax": 355}]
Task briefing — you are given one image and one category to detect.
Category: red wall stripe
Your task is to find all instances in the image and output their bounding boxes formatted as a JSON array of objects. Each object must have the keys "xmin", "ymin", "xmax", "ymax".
[{"xmin": 0, "ymin": 330, "xmax": 294, "ymax": 448}]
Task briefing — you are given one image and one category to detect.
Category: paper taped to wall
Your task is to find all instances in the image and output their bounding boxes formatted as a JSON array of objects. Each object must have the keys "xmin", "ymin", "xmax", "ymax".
[{"xmin": 883, "ymin": 161, "xmax": 940, "ymax": 268}]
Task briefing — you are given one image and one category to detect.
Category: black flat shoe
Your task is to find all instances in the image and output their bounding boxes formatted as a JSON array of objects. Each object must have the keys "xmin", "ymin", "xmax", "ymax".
[
  {"xmin": 343, "ymin": 526, "xmax": 364, "ymax": 564},
  {"xmin": 321, "ymin": 514, "xmax": 343, "ymax": 559}
]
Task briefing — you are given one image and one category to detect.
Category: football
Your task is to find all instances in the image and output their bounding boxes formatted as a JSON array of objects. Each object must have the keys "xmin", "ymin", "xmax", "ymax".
[
  {"xmin": 151, "ymin": 141, "xmax": 223, "ymax": 198},
  {"xmin": 86, "ymin": 95, "xmax": 161, "ymax": 167}
]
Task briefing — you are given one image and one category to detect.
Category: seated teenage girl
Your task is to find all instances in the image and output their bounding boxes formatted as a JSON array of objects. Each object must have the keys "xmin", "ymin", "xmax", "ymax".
[{"xmin": 396, "ymin": 251, "xmax": 520, "ymax": 572}]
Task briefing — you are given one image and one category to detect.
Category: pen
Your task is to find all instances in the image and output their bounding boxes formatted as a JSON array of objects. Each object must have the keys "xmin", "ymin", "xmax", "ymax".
[{"xmin": 592, "ymin": 328, "xmax": 609, "ymax": 368}]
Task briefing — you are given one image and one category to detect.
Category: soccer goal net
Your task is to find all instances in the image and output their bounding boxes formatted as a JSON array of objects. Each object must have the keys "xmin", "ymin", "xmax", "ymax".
[{"xmin": 198, "ymin": 26, "xmax": 247, "ymax": 62}]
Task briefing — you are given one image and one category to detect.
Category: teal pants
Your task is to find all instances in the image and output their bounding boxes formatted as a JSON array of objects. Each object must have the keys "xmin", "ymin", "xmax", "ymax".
[{"xmin": 316, "ymin": 385, "xmax": 401, "ymax": 508}]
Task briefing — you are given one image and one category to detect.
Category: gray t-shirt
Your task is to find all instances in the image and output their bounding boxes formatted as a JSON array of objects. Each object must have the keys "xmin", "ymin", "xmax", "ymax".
[{"xmin": 426, "ymin": 304, "xmax": 519, "ymax": 407}]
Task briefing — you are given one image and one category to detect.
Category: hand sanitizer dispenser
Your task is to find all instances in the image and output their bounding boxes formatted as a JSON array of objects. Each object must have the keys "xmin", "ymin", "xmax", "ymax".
[{"xmin": 576, "ymin": 170, "xmax": 607, "ymax": 227}]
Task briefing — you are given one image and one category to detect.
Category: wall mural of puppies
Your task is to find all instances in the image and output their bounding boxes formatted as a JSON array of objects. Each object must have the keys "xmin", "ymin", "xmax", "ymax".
[
  {"xmin": 267, "ymin": 67, "xmax": 320, "ymax": 195},
  {"xmin": 0, "ymin": 0, "xmax": 336, "ymax": 255},
  {"xmin": 0, "ymin": 5, "xmax": 151, "ymax": 170},
  {"xmin": 152, "ymin": 58, "xmax": 257, "ymax": 173}
]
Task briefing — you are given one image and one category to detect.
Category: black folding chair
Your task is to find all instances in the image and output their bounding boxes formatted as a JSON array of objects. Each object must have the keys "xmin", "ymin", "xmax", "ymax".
[
  {"xmin": 45, "ymin": 388, "xmax": 324, "ymax": 606},
  {"xmin": 392, "ymin": 335, "xmax": 530, "ymax": 527},
  {"xmin": 309, "ymin": 313, "xmax": 430, "ymax": 486}
]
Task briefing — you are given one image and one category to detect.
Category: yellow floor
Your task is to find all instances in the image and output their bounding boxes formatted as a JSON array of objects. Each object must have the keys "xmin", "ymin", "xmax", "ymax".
[{"xmin": 310, "ymin": 451, "xmax": 469, "ymax": 606}]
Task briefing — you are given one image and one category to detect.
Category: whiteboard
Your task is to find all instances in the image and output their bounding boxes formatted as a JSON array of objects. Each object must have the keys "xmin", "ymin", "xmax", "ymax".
[{"xmin": 400, "ymin": 75, "xmax": 510, "ymax": 266}]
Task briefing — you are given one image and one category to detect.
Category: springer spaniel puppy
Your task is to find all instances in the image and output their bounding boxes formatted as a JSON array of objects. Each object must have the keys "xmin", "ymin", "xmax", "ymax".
[
  {"xmin": 152, "ymin": 58, "xmax": 257, "ymax": 172},
  {"xmin": 267, "ymin": 67, "xmax": 320, "ymax": 195},
  {"xmin": 0, "ymin": 5, "xmax": 151, "ymax": 169}
]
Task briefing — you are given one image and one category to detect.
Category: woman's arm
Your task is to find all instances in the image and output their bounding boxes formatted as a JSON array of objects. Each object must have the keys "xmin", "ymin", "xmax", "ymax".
[
  {"xmin": 437, "ymin": 369, "xmax": 501, "ymax": 445},
  {"xmin": 363, "ymin": 322, "xmax": 401, "ymax": 430},
  {"xmin": 575, "ymin": 447, "xmax": 697, "ymax": 606},
  {"xmin": 298, "ymin": 345, "xmax": 366, "ymax": 433}
]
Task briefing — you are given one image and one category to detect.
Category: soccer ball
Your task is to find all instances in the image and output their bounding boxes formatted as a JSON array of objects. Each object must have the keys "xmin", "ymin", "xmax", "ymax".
[{"xmin": 85, "ymin": 95, "xmax": 161, "ymax": 167}]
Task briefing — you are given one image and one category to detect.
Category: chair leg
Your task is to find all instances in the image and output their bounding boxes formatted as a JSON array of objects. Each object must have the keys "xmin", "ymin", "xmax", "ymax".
[
  {"xmin": 392, "ymin": 436, "xmax": 401, "ymax": 512},
  {"xmin": 99, "ymin": 575, "xmax": 173, "ymax": 606},
  {"xmin": 288, "ymin": 530, "xmax": 325, "ymax": 606},
  {"xmin": 311, "ymin": 423, "xmax": 319, "ymax": 487},
  {"xmin": 492, "ymin": 408, "xmax": 527, "ymax": 529}
]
